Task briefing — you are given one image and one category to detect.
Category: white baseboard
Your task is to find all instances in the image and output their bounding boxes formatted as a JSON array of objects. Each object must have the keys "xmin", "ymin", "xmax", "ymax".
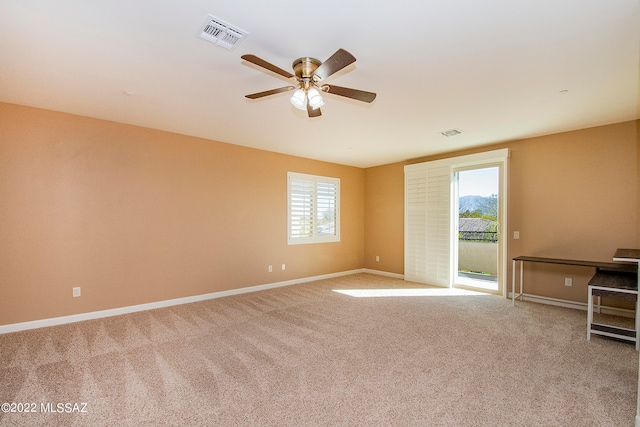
[
  {"xmin": 508, "ymin": 292, "xmax": 635, "ymax": 318},
  {"xmin": 362, "ymin": 268, "xmax": 404, "ymax": 280},
  {"xmin": 0, "ymin": 268, "xmax": 374, "ymax": 335}
]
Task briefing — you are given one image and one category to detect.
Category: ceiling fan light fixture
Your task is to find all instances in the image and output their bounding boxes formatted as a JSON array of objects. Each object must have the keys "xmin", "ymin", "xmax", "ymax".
[
  {"xmin": 243, "ymin": 48, "xmax": 376, "ymax": 118},
  {"xmin": 307, "ymin": 87, "xmax": 324, "ymax": 110},
  {"xmin": 290, "ymin": 89, "xmax": 307, "ymax": 110}
]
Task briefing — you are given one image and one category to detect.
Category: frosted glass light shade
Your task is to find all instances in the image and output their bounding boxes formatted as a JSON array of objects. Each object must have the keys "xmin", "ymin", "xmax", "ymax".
[
  {"xmin": 307, "ymin": 87, "xmax": 324, "ymax": 110},
  {"xmin": 290, "ymin": 89, "xmax": 307, "ymax": 110}
]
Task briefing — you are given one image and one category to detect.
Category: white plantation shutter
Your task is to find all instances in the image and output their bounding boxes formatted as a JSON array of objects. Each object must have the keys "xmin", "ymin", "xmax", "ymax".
[
  {"xmin": 289, "ymin": 178, "xmax": 315, "ymax": 239},
  {"xmin": 404, "ymin": 163, "xmax": 451, "ymax": 287},
  {"xmin": 404, "ymin": 170, "xmax": 427, "ymax": 282},
  {"xmin": 316, "ymin": 181, "xmax": 337, "ymax": 236},
  {"xmin": 288, "ymin": 172, "xmax": 340, "ymax": 244},
  {"xmin": 425, "ymin": 166, "xmax": 451, "ymax": 287}
]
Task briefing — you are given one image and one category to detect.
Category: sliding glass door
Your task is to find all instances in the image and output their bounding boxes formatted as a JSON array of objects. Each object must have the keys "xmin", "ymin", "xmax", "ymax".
[
  {"xmin": 404, "ymin": 149, "xmax": 508, "ymax": 297},
  {"xmin": 454, "ymin": 165, "xmax": 501, "ymax": 293}
]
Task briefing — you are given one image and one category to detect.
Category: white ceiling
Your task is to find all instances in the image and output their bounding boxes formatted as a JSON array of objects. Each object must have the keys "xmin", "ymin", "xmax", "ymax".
[{"xmin": 1, "ymin": 0, "xmax": 639, "ymax": 168}]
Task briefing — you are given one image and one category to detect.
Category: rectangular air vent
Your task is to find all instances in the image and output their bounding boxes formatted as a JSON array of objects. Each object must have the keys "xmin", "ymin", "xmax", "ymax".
[
  {"xmin": 441, "ymin": 129, "xmax": 463, "ymax": 137},
  {"xmin": 198, "ymin": 15, "xmax": 248, "ymax": 50}
]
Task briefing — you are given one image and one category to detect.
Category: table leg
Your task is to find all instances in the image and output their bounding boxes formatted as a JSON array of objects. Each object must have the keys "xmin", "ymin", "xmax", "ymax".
[
  {"xmin": 519, "ymin": 260, "xmax": 523, "ymax": 301},
  {"xmin": 636, "ymin": 278, "xmax": 640, "ymax": 352},
  {"xmin": 512, "ymin": 260, "xmax": 515, "ymax": 305},
  {"xmin": 587, "ymin": 285, "xmax": 593, "ymax": 342},
  {"xmin": 636, "ymin": 295, "xmax": 640, "ymax": 350}
]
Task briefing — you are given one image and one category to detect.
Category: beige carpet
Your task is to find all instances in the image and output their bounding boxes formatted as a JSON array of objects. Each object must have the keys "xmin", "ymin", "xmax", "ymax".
[{"xmin": 1, "ymin": 273, "xmax": 637, "ymax": 426}]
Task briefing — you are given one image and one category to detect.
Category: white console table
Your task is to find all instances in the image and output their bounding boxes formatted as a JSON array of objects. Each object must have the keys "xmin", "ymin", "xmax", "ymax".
[{"xmin": 612, "ymin": 250, "xmax": 640, "ymax": 427}]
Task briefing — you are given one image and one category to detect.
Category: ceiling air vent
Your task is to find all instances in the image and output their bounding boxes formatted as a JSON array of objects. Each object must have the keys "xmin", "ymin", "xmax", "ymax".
[
  {"xmin": 441, "ymin": 129, "xmax": 463, "ymax": 137},
  {"xmin": 198, "ymin": 15, "xmax": 248, "ymax": 50}
]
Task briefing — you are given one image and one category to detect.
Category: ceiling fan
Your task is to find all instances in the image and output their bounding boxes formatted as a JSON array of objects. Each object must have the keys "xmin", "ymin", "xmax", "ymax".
[{"xmin": 241, "ymin": 48, "xmax": 376, "ymax": 118}]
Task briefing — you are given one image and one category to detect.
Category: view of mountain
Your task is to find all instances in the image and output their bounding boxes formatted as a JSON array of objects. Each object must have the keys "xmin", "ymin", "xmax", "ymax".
[{"xmin": 459, "ymin": 195, "xmax": 498, "ymax": 219}]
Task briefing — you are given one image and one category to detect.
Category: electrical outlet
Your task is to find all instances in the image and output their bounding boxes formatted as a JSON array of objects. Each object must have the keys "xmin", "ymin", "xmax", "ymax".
[
  {"xmin": 376, "ymin": 256, "xmax": 380, "ymax": 262},
  {"xmin": 268, "ymin": 265, "xmax": 273, "ymax": 273},
  {"xmin": 514, "ymin": 231, "xmax": 520, "ymax": 239},
  {"xmin": 564, "ymin": 277, "xmax": 572, "ymax": 287},
  {"xmin": 281, "ymin": 264, "xmax": 285, "ymax": 270},
  {"xmin": 73, "ymin": 287, "xmax": 81, "ymax": 297}
]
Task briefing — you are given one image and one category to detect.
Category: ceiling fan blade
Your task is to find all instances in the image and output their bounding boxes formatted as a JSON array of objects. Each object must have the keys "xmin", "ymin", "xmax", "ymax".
[
  {"xmin": 321, "ymin": 84, "xmax": 377, "ymax": 103},
  {"xmin": 245, "ymin": 86, "xmax": 295, "ymax": 99},
  {"xmin": 313, "ymin": 49, "xmax": 356, "ymax": 80},
  {"xmin": 307, "ymin": 103, "xmax": 322, "ymax": 118},
  {"xmin": 241, "ymin": 54, "xmax": 295, "ymax": 79}
]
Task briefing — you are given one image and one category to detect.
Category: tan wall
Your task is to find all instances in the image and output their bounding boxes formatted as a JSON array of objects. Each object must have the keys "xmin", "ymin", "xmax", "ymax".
[
  {"xmin": 2, "ymin": 101, "xmax": 638, "ymax": 326},
  {"xmin": 364, "ymin": 163, "xmax": 405, "ymax": 274},
  {"xmin": 0, "ymin": 103, "xmax": 365, "ymax": 325},
  {"xmin": 364, "ymin": 121, "xmax": 639, "ymax": 302},
  {"xmin": 509, "ymin": 121, "xmax": 638, "ymax": 301}
]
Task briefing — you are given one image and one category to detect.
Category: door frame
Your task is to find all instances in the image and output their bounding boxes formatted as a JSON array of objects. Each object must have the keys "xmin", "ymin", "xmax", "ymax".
[{"xmin": 452, "ymin": 163, "xmax": 504, "ymax": 296}]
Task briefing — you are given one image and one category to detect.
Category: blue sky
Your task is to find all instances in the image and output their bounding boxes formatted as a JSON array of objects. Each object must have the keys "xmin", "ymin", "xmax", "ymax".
[{"xmin": 458, "ymin": 167, "xmax": 498, "ymax": 197}]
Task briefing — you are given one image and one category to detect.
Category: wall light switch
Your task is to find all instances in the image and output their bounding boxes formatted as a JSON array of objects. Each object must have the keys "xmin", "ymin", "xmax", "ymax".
[{"xmin": 268, "ymin": 265, "xmax": 273, "ymax": 273}]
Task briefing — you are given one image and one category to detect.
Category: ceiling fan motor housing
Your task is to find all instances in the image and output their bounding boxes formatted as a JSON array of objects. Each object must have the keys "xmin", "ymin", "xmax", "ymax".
[{"xmin": 292, "ymin": 57, "xmax": 322, "ymax": 88}]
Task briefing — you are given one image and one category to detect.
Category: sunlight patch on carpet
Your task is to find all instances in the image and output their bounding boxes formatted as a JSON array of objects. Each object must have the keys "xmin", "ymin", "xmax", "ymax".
[{"xmin": 333, "ymin": 288, "xmax": 488, "ymax": 298}]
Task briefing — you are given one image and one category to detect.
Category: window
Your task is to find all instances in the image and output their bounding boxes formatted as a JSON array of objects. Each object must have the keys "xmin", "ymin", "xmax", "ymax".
[{"xmin": 288, "ymin": 172, "xmax": 340, "ymax": 244}]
